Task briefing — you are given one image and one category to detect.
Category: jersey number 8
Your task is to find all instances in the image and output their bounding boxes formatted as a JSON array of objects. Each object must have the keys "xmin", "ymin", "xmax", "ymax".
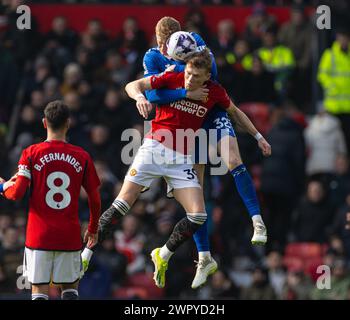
[{"xmin": 45, "ymin": 171, "xmax": 71, "ymax": 210}]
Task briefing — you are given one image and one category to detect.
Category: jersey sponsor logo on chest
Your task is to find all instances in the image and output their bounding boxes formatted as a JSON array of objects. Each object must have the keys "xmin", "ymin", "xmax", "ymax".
[{"xmin": 170, "ymin": 99, "xmax": 208, "ymax": 117}]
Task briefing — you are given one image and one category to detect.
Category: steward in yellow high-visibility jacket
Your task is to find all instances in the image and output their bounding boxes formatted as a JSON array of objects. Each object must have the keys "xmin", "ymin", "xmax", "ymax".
[
  {"xmin": 318, "ymin": 29, "xmax": 350, "ymax": 153},
  {"xmin": 257, "ymin": 26, "xmax": 295, "ymax": 98},
  {"xmin": 226, "ymin": 52, "xmax": 253, "ymax": 70},
  {"xmin": 257, "ymin": 45, "xmax": 295, "ymax": 92},
  {"xmin": 317, "ymin": 36, "xmax": 350, "ymax": 114}
]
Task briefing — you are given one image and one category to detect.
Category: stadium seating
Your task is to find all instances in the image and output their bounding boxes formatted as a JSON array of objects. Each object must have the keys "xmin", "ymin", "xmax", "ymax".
[
  {"xmin": 113, "ymin": 272, "xmax": 164, "ymax": 299},
  {"xmin": 283, "ymin": 242, "xmax": 329, "ymax": 281},
  {"xmin": 239, "ymin": 103, "xmax": 271, "ymax": 136}
]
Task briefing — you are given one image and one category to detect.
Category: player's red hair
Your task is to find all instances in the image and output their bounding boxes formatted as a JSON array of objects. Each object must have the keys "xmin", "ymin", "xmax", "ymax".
[{"xmin": 155, "ymin": 16, "xmax": 181, "ymax": 42}]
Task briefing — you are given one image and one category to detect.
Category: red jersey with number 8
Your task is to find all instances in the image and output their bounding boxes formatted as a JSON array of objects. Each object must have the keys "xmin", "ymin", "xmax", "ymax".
[{"xmin": 17, "ymin": 140, "xmax": 100, "ymax": 251}]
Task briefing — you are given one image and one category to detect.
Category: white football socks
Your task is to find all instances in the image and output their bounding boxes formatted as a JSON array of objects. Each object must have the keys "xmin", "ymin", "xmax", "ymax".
[
  {"xmin": 159, "ymin": 245, "xmax": 174, "ymax": 262},
  {"xmin": 252, "ymin": 214, "xmax": 264, "ymax": 226},
  {"xmin": 81, "ymin": 247, "xmax": 93, "ymax": 261},
  {"xmin": 198, "ymin": 251, "xmax": 211, "ymax": 261}
]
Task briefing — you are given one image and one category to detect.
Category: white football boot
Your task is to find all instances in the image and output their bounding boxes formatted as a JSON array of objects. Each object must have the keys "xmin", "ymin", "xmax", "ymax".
[{"xmin": 191, "ymin": 256, "xmax": 218, "ymax": 289}]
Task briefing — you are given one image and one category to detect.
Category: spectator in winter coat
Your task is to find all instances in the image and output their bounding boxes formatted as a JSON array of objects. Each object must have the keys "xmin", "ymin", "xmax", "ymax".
[{"xmin": 261, "ymin": 108, "xmax": 306, "ymax": 250}]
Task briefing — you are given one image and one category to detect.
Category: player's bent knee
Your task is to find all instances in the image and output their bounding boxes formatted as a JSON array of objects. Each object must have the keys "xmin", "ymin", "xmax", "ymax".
[
  {"xmin": 228, "ymin": 158, "xmax": 242, "ymax": 171},
  {"xmin": 186, "ymin": 212, "xmax": 207, "ymax": 225}
]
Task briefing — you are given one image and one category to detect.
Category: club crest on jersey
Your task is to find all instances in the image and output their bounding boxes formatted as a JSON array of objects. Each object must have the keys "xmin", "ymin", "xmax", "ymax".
[{"xmin": 129, "ymin": 168, "xmax": 137, "ymax": 176}]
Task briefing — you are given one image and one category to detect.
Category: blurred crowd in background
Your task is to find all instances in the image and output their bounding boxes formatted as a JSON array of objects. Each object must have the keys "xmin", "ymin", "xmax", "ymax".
[
  {"xmin": 16, "ymin": 0, "xmax": 345, "ymax": 8},
  {"xmin": 0, "ymin": 0, "xmax": 350, "ymax": 300}
]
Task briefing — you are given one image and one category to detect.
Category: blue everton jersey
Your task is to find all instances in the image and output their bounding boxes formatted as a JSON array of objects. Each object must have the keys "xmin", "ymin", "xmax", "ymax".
[{"xmin": 143, "ymin": 32, "xmax": 217, "ymax": 80}]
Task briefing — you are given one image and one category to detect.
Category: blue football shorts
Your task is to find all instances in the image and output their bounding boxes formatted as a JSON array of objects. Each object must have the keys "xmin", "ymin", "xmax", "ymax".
[{"xmin": 193, "ymin": 106, "xmax": 236, "ymax": 164}]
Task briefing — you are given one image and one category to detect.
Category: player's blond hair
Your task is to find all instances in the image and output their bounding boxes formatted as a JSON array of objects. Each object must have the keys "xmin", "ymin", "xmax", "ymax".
[
  {"xmin": 186, "ymin": 48, "xmax": 212, "ymax": 74},
  {"xmin": 155, "ymin": 17, "xmax": 181, "ymax": 42}
]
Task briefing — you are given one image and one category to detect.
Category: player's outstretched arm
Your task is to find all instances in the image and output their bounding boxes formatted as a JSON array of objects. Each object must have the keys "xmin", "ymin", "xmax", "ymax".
[
  {"xmin": 125, "ymin": 77, "xmax": 152, "ymax": 99},
  {"xmin": 145, "ymin": 88, "xmax": 187, "ymax": 105},
  {"xmin": 146, "ymin": 82, "xmax": 208, "ymax": 104},
  {"xmin": 81, "ymin": 154, "xmax": 102, "ymax": 275},
  {"xmin": 0, "ymin": 175, "xmax": 17, "ymax": 194},
  {"xmin": 3, "ymin": 175, "xmax": 30, "ymax": 200},
  {"xmin": 80, "ymin": 188, "xmax": 100, "ymax": 274},
  {"xmin": 86, "ymin": 187, "xmax": 101, "ymax": 247},
  {"xmin": 226, "ymin": 101, "xmax": 272, "ymax": 157},
  {"xmin": 125, "ymin": 77, "xmax": 154, "ymax": 119},
  {"xmin": 81, "ymin": 187, "xmax": 101, "ymax": 274}
]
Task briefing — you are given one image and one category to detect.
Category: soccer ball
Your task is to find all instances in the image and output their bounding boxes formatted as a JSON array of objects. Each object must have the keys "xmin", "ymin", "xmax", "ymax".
[{"xmin": 167, "ymin": 31, "xmax": 197, "ymax": 61}]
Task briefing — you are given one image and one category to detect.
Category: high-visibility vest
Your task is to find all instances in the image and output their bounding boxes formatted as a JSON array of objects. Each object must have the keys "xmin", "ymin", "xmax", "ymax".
[
  {"xmin": 317, "ymin": 41, "xmax": 350, "ymax": 114},
  {"xmin": 256, "ymin": 45, "xmax": 295, "ymax": 92},
  {"xmin": 225, "ymin": 52, "xmax": 253, "ymax": 70},
  {"xmin": 257, "ymin": 45, "xmax": 295, "ymax": 72}
]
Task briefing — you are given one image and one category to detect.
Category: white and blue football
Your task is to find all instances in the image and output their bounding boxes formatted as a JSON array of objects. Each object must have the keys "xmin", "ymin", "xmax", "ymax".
[{"xmin": 166, "ymin": 31, "xmax": 197, "ymax": 61}]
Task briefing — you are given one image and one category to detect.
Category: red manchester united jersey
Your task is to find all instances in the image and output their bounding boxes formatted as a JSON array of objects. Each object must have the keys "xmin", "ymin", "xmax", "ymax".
[
  {"xmin": 149, "ymin": 71, "xmax": 231, "ymax": 153},
  {"xmin": 17, "ymin": 140, "xmax": 100, "ymax": 251}
]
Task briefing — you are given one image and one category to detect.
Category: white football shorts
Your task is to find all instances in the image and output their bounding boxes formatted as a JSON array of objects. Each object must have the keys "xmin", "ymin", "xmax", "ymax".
[
  {"xmin": 125, "ymin": 138, "xmax": 201, "ymax": 196},
  {"xmin": 23, "ymin": 247, "xmax": 82, "ymax": 285}
]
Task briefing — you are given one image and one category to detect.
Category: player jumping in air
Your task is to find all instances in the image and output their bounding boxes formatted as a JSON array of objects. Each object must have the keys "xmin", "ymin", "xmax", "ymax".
[
  {"xmin": 142, "ymin": 17, "xmax": 269, "ymax": 288},
  {"xmin": 81, "ymin": 17, "xmax": 271, "ymax": 289},
  {"xmin": 98, "ymin": 49, "xmax": 271, "ymax": 289}
]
